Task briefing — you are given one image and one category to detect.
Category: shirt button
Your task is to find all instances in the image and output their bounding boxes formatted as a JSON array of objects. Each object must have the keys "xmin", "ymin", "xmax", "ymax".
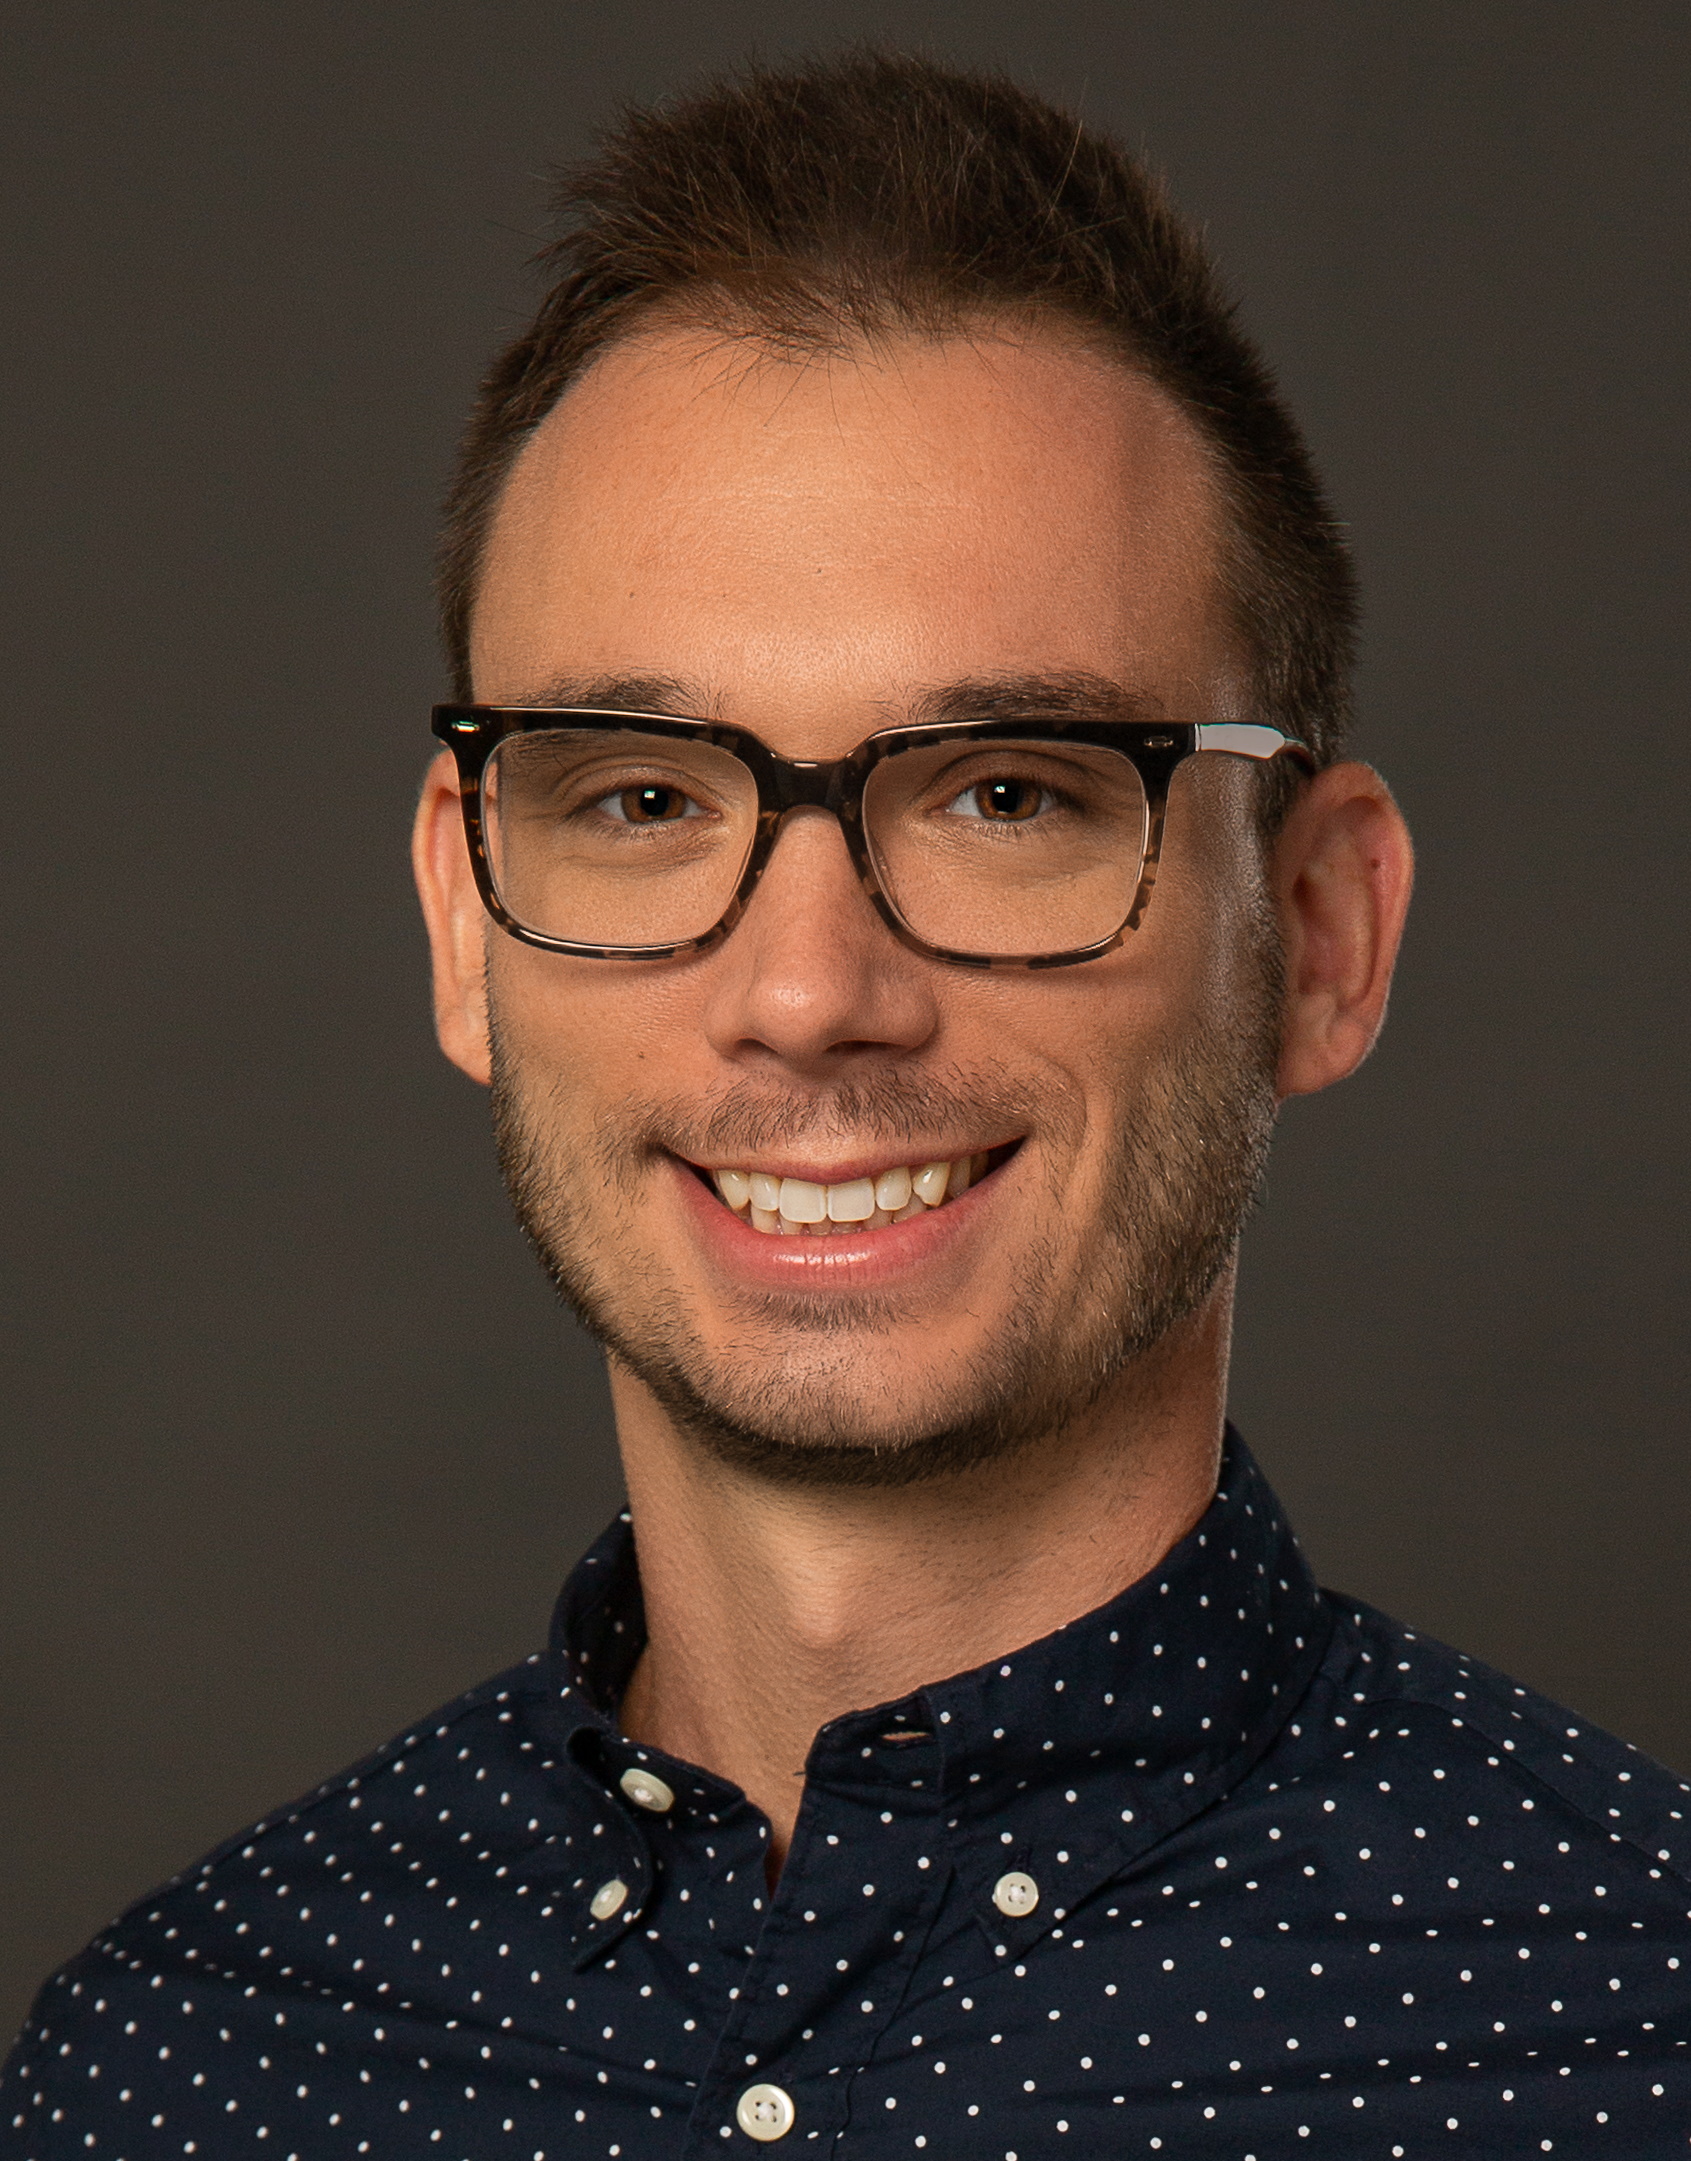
[
  {"xmin": 619, "ymin": 1766, "xmax": 676, "ymax": 1813},
  {"xmin": 588, "ymin": 1878, "xmax": 629, "ymax": 1921},
  {"xmin": 735, "ymin": 2083, "xmax": 796, "ymax": 2142},
  {"xmin": 992, "ymin": 1869, "xmax": 1040, "ymax": 1917}
]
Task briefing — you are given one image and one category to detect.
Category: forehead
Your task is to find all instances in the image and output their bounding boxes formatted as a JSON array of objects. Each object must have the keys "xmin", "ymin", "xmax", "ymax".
[{"xmin": 471, "ymin": 322, "xmax": 1236, "ymax": 743}]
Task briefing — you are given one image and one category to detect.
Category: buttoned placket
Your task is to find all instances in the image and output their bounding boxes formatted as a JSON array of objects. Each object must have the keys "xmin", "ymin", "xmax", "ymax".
[
  {"xmin": 674, "ymin": 1710, "xmax": 949, "ymax": 2153},
  {"xmin": 521, "ymin": 1687, "xmax": 944, "ymax": 2152}
]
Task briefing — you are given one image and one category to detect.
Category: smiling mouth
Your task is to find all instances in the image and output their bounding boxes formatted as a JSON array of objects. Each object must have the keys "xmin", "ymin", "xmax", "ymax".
[{"xmin": 701, "ymin": 1146, "xmax": 1018, "ymax": 1236}]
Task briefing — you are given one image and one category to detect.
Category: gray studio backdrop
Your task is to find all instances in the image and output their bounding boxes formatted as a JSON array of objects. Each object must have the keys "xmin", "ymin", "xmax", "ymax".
[{"xmin": 3, "ymin": 0, "xmax": 1686, "ymax": 2042}]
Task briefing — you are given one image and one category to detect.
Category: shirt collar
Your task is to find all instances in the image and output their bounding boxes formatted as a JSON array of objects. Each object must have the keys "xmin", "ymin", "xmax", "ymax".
[
  {"xmin": 529, "ymin": 1428, "xmax": 1331, "ymax": 1958},
  {"xmin": 914, "ymin": 1429, "xmax": 1333, "ymax": 1948}
]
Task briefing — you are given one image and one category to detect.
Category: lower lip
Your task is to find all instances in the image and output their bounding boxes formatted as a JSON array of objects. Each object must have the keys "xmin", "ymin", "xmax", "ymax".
[{"xmin": 666, "ymin": 1156, "xmax": 1000, "ymax": 1291}]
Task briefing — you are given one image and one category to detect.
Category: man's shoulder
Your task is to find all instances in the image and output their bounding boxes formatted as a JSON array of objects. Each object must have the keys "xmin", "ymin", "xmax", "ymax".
[
  {"xmin": 1272, "ymin": 1588, "xmax": 1691, "ymax": 1891},
  {"xmin": 141, "ymin": 1649, "xmax": 563, "ymax": 1893},
  {"xmin": 4, "ymin": 1652, "xmax": 566, "ymax": 2061}
]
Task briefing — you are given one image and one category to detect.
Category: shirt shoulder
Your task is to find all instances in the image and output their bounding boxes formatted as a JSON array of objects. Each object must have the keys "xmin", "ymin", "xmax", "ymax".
[
  {"xmin": 1272, "ymin": 1590, "xmax": 1691, "ymax": 1893},
  {"xmin": 1, "ymin": 1652, "xmax": 572, "ymax": 2071}
]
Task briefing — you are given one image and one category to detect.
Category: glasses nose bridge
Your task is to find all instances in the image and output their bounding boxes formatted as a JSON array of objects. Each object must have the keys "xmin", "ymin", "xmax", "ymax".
[
  {"xmin": 763, "ymin": 753, "xmax": 848, "ymax": 816},
  {"xmin": 751, "ymin": 758, "xmax": 872, "ymax": 910}
]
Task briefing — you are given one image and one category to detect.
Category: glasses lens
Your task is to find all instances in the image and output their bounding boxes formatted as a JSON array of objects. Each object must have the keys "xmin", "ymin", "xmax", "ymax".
[
  {"xmin": 483, "ymin": 728, "xmax": 757, "ymax": 949},
  {"xmin": 862, "ymin": 737, "xmax": 1149, "ymax": 958}
]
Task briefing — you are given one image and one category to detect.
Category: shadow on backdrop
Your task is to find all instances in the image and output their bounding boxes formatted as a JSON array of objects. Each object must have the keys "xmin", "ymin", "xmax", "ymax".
[{"xmin": 3, "ymin": 0, "xmax": 1686, "ymax": 2041}]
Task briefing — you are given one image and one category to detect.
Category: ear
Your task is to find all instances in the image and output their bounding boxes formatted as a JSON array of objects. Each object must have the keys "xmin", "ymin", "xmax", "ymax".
[
  {"xmin": 411, "ymin": 749, "xmax": 493, "ymax": 1086},
  {"xmin": 1271, "ymin": 760, "xmax": 1414, "ymax": 1099}
]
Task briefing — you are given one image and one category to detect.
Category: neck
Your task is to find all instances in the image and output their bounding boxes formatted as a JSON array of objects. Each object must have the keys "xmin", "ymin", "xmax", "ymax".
[{"xmin": 611, "ymin": 1275, "xmax": 1232, "ymax": 1867}]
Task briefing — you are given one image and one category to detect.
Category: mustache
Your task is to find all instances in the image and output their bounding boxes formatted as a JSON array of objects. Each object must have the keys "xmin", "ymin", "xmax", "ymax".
[{"xmin": 596, "ymin": 1062, "xmax": 1057, "ymax": 1172}]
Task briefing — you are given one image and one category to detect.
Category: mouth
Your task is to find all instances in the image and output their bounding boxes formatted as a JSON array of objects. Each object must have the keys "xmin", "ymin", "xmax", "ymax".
[{"xmin": 696, "ymin": 1144, "xmax": 1020, "ymax": 1236}]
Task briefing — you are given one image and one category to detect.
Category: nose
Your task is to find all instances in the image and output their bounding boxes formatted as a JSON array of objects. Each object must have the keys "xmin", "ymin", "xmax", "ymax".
[{"xmin": 698, "ymin": 808, "xmax": 940, "ymax": 1075}]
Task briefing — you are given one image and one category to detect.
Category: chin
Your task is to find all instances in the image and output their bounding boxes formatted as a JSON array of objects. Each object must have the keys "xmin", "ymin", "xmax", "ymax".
[
  {"xmin": 674, "ymin": 1365, "xmax": 983, "ymax": 1459},
  {"xmin": 667, "ymin": 1409, "xmax": 1044, "ymax": 1491},
  {"xmin": 616, "ymin": 1330, "xmax": 1086, "ymax": 1490}
]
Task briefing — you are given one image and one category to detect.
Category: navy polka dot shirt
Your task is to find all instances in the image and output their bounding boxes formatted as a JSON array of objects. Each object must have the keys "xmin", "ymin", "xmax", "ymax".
[{"xmin": 5, "ymin": 1434, "xmax": 1689, "ymax": 2156}]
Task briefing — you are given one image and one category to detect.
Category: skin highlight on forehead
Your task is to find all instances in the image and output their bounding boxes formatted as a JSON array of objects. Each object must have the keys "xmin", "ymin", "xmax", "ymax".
[{"xmin": 469, "ymin": 319, "xmax": 1248, "ymax": 742}]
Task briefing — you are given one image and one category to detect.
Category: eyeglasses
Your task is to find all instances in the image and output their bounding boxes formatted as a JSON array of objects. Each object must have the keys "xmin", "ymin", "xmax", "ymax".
[{"xmin": 432, "ymin": 706, "xmax": 1311, "ymax": 970}]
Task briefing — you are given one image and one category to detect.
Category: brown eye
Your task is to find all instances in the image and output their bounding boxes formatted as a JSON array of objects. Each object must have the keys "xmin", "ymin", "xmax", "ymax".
[
  {"xmin": 615, "ymin": 784, "xmax": 694, "ymax": 824},
  {"xmin": 972, "ymin": 777, "xmax": 1044, "ymax": 821}
]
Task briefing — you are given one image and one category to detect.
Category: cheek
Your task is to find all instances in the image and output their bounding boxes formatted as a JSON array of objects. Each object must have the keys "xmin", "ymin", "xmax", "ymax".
[
  {"xmin": 486, "ymin": 938, "xmax": 711, "ymax": 1114},
  {"xmin": 995, "ymin": 888, "xmax": 1267, "ymax": 1154},
  {"xmin": 487, "ymin": 943, "xmax": 603, "ymax": 1116}
]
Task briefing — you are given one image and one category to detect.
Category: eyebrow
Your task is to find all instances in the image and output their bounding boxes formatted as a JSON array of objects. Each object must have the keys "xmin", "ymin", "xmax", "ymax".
[
  {"xmin": 903, "ymin": 672, "xmax": 1167, "ymax": 729},
  {"xmin": 498, "ymin": 669, "xmax": 1166, "ymax": 730},
  {"xmin": 508, "ymin": 671, "xmax": 712, "ymax": 716}
]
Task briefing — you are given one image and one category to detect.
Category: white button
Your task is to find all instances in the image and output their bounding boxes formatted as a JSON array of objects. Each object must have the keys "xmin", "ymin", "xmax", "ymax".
[
  {"xmin": 992, "ymin": 1869, "xmax": 1040, "ymax": 1917},
  {"xmin": 619, "ymin": 1766, "xmax": 675, "ymax": 1813},
  {"xmin": 588, "ymin": 1878, "xmax": 629, "ymax": 1921},
  {"xmin": 735, "ymin": 2083, "xmax": 796, "ymax": 2142}
]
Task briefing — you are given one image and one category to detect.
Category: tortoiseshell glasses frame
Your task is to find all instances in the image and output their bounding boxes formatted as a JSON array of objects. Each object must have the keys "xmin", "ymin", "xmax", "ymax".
[{"xmin": 432, "ymin": 704, "xmax": 1312, "ymax": 971}]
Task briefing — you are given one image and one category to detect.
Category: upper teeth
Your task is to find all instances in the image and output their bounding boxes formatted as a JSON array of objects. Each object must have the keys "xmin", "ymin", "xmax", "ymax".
[{"xmin": 712, "ymin": 1156, "xmax": 987, "ymax": 1234}]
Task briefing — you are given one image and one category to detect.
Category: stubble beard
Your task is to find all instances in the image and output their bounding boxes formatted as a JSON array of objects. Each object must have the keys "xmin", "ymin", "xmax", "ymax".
[{"xmin": 488, "ymin": 916, "xmax": 1283, "ymax": 1491}]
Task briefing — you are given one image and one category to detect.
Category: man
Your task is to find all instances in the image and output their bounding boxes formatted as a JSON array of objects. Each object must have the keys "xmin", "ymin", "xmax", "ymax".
[{"xmin": 5, "ymin": 49, "xmax": 1687, "ymax": 2160}]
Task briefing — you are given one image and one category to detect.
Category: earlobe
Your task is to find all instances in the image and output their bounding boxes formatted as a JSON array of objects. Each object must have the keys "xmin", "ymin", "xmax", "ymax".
[
  {"xmin": 1272, "ymin": 762, "xmax": 1414, "ymax": 1100},
  {"xmin": 411, "ymin": 749, "xmax": 494, "ymax": 1086}
]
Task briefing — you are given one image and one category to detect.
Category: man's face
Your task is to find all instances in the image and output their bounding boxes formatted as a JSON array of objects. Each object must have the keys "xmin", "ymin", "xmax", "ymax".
[{"xmin": 457, "ymin": 323, "xmax": 1281, "ymax": 1481}]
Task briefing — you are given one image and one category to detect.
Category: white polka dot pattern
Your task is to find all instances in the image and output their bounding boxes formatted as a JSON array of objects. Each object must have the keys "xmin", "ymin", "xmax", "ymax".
[{"xmin": 4, "ymin": 1435, "xmax": 1688, "ymax": 2156}]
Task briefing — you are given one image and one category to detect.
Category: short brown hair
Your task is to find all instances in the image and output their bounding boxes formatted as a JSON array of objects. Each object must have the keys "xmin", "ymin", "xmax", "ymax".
[{"xmin": 438, "ymin": 50, "xmax": 1357, "ymax": 795}]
